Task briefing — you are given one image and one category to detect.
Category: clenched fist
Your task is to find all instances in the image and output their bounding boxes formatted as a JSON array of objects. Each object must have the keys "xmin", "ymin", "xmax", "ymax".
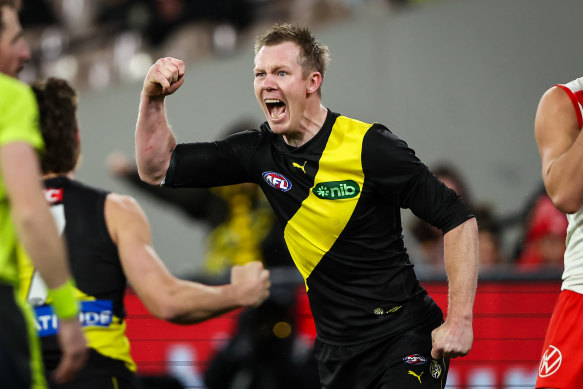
[
  {"xmin": 143, "ymin": 57, "xmax": 186, "ymax": 98},
  {"xmin": 231, "ymin": 261, "xmax": 271, "ymax": 308}
]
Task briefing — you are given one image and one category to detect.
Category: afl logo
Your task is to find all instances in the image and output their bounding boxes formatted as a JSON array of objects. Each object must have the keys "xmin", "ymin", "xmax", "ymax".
[
  {"xmin": 262, "ymin": 171, "xmax": 292, "ymax": 192},
  {"xmin": 403, "ymin": 354, "xmax": 427, "ymax": 365}
]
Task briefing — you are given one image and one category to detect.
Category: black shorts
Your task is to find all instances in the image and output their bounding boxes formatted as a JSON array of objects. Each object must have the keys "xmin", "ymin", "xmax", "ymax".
[
  {"xmin": 314, "ymin": 294, "xmax": 449, "ymax": 389},
  {"xmin": 45, "ymin": 349, "xmax": 137, "ymax": 389},
  {"xmin": 0, "ymin": 282, "xmax": 46, "ymax": 388}
]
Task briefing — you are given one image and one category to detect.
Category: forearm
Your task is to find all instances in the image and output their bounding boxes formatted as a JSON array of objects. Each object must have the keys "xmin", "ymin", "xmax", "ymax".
[
  {"xmin": 135, "ymin": 93, "xmax": 176, "ymax": 184},
  {"xmin": 156, "ymin": 279, "xmax": 243, "ymax": 324},
  {"xmin": 443, "ymin": 218, "xmax": 478, "ymax": 321},
  {"xmin": 2, "ymin": 144, "xmax": 72, "ymax": 289}
]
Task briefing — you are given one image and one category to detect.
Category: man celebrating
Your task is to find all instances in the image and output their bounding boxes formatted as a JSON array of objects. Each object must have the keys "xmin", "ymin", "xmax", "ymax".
[
  {"xmin": 0, "ymin": 1, "xmax": 86, "ymax": 387},
  {"xmin": 135, "ymin": 23, "xmax": 478, "ymax": 388}
]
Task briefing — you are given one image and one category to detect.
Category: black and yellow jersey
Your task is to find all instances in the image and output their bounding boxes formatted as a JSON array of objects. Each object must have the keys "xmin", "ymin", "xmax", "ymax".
[
  {"xmin": 18, "ymin": 176, "xmax": 135, "ymax": 375},
  {"xmin": 165, "ymin": 110, "xmax": 473, "ymax": 345}
]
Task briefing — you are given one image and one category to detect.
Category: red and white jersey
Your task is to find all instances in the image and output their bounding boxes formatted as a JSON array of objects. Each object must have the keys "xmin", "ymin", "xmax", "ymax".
[{"xmin": 557, "ymin": 77, "xmax": 583, "ymax": 294}]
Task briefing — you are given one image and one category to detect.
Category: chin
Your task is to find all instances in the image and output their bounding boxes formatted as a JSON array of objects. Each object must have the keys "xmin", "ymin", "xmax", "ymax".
[{"xmin": 269, "ymin": 124, "xmax": 287, "ymax": 134}]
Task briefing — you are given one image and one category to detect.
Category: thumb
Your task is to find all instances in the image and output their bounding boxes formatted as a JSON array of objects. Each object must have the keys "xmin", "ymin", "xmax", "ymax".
[{"xmin": 431, "ymin": 345, "xmax": 442, "ymax": 360}]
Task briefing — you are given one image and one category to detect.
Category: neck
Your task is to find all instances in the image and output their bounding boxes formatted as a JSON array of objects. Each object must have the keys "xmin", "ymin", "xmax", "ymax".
[
  {"xmin": 283, "ymin": 104, "xmax": 328, "ymax": 147},
  {"xmin": 43, "ymin": 171, "xmax": 75, "ymax": 180}
]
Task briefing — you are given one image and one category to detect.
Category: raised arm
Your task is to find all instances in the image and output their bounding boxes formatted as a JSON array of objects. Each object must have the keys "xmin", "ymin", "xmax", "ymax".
[
  {"xmin": 535, "ymin": 85, "xmax": 583, "ymax": 214},
  {"xmin": 106, "ymin": 193, "xmax": 270, "ymax": 324},
  {"xmin": 1, "ymin": 142, "xmax": 87, "ymax": 383},
  {"xmin": 430, "ymin": 217, "xmax": 478, "ymax": 359},
  {"xmin": 135, "ymin": 57, "xmax": 186, "ymax": 185}
]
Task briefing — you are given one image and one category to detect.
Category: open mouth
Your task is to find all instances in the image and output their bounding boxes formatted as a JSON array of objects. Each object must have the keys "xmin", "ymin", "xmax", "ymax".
[{"xmin": 265, "ymin": 99, "xmax": 286, "ymax": 120}]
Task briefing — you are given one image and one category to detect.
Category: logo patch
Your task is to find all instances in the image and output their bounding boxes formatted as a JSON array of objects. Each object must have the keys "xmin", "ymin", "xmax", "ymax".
[
  {"xmin": 292, "ymin": 161, "xmax": 307, "ymax": 174},
  {"xmin": 408, "ymin": 370, "xmax": 423, "ymax": 384},
  {"xmin": 34, "ymin": 300, "xmax": 113, "ymax": 337},
  {"xmin": 262, "ymin": 171, "xmax": 292, "ymax": 192},
  {"xmin": 312, "ymin": 180, "xmax": 360, "ymax": 200},
  {"xmin": 430, "ymin": 360, "xmax": 443, "ymax": 379},
  {"xmin": 539, "ymin": 345, "xmax": 562, "ymax": 377},
  {"xmin": 44, "ymin": 188, "xmax": 63, "ymax": 204},
  {"xmin": 403, "ymin": 354, "xmax": 427, "ymax": 365}
]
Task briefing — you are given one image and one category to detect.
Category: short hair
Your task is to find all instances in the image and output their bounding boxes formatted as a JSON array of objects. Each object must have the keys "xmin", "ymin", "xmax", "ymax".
[
  {"xmin": 254, "ymin": 23, "xmax": 330, "ymax": 95},
  {"xmin": 0, "ymin": 0, "xmax": 19, "ymax": 37},
  {"xmin": 30, "ymin": 77, "xmax": 80, "ymax": 174}
]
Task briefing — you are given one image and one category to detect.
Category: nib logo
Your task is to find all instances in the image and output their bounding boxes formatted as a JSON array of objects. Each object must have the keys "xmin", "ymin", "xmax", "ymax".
[
  {"xmin": 539, "ymin": 345, "xmax": 562, "ymax": 378},
  {"xmin": 313, "ymin": 180, "xmax": 360, "ymax": 200}
]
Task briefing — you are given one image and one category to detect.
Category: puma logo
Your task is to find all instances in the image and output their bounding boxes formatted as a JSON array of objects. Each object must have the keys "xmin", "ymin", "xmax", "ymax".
[
  {"xmin": 292, "ymin": 161, "xmax": 307, "ymax": 174},
  {"xmin": 408, "ymin": 370, "xmax": 423, "ymax": 384}
]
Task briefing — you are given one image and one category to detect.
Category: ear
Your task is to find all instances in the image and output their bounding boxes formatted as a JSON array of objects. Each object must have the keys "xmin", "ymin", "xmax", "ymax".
[{"xmin": 306, "ymin": 72, "xmax": 323, "ymax": 95}]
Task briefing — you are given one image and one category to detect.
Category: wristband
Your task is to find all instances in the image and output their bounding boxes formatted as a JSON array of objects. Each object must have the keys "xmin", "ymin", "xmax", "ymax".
[{"xmin": 47, "ymin": 278, "xmax": 79, "ymax": 320}]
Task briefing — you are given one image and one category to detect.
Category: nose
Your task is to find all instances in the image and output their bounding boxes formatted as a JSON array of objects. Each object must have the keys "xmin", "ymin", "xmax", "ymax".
[
  {"xmin": 20, "ymin": 40, "xmax": 31, "ymax": 63},
  {"xmin": 14, "ymin": 37, "xmax": 31, "ymax": 69},
  {"xmin": 262, "ymin": 74, "xmax": 277, "ymax": 92}
]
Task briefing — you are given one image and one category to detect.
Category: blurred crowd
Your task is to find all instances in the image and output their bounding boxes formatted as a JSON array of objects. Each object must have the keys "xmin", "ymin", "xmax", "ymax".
[
  {"xmin": 17, "ymin": 0, "xmax": 422, "ymax": 92},
  {"xmin": 406, "ymin": 163, "xmax": 566, "ymax": 277}
]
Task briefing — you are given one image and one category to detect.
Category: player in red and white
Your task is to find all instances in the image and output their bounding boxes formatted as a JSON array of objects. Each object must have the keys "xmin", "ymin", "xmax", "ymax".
[{"xmin": 535, "ymin": 76, "xmax": 583, "ymax": 388}]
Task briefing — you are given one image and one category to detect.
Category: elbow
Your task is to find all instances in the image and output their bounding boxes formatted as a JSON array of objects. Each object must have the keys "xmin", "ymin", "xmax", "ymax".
[
  {"xmin": 158, "ymin": 308, "xmax": 182, "ymax": 324},
  {"xmin": 548, "ymin": 192, "xmax": 581, "ymax": 214},
  {"xmin": 136, "ymin": 168, "xmax": 164, "ymax": 186},
  {"xmin": 151, "ymin": 300, "xmax": 182, "ymax": 323},
  {"xmin": 151, "ymin": 298, "xmax": 198, "ymax": 324}
]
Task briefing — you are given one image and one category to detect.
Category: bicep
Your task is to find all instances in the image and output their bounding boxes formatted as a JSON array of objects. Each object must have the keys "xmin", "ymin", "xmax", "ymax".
[
  {"xmin": 404, "ymin": 168, "xmax": 472, "ymax": 233},
  {"xmin": 535, "ymin": 87, "xmax": 579, "ymax": 181},
  {"xmin": 105, "ymin": 195, "xmax": 174, "ymax": 295},
  {"xmin": 165, "ymin": 132, "xmax": 260, "ymax": 188}
]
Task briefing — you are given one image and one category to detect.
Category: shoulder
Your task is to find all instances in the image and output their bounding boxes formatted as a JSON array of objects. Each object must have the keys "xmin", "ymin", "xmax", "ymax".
[
  {"xmin": 104, "ymin": 193, "xmax": 149, "ymax": 243},
  {"xmin": 364, "ymin": 123, "xmax": 414, "ymax": 155},
  {"xmin": 0, "ymin": 73, "xmax": 30, "ymax": 96},
  {"xmin": 0, "ymin": 74, "xmax": 36, "ymax": 113},
  {"xmin": 539, "ymin": 84, "xmax": 573, "ymax": 110},
  {"xmin": 105, "ymin": 193, "xmax": 143, "ymax": 215},
  {"xmin": 536, "ymin": 84, "xmax": 580, "ymax": 136},
  {"xmin": 222, "ymin": 128, "xmax": 265, "ymax": 143}
]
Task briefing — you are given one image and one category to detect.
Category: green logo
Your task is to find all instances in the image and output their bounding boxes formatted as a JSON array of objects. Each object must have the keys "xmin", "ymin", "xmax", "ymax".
[{"xmin": 312, "ymin": 180, "xmax": 360, "ymax": 200}]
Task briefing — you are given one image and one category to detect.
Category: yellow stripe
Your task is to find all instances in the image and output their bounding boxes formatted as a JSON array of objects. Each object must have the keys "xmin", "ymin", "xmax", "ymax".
[
  {"xmin": 85, "ymin": 321, "xmax": 136, "ymax": 372},
  {"xmin": 14, "ymin": 291, "xmax": 47, "ymax": 389},
  {"xmin": 16, "ymin": 243, "xmax": 34, "ymax": 300},
  {"xmin": 112, "ymin": 376, "xmax": 119, "ymax": 389},
  {"xmin": 284, "ymin": 116, "xmax": 371, "ymax": 289}
]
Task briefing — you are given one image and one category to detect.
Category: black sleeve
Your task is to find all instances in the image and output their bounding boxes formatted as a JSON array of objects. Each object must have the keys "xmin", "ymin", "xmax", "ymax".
[
  {"xmin": 118, "ymin": 169, "xmax": 228, "ymax": 227},
  {"xmin": 363, "ymin": 124, "xmax": 473, "ymax": 234},
  {"xmin": 164, "ymin": 130, "xmax": 262, "ymax": 188}
]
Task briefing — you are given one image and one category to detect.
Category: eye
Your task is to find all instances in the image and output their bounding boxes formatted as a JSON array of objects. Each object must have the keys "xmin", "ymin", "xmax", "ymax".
[
  {"xmin": 255, "ymin": 72, "xmax": 265, "ymax": 78},
  {"xmin": 278, "ymin": 71, "xmax": 287, "ymax": 77}
]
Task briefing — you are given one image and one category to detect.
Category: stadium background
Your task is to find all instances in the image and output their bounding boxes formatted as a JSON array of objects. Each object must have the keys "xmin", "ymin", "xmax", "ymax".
[{"xmin": 18, "ymin": 0, "xmax": 583, "ymax": 387}]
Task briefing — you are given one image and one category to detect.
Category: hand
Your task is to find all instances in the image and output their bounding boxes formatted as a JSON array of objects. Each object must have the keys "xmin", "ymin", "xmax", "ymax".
[
  {"xmin": 430, "ymin": 316, "xmax": 473, "ymax": 359},
  {"xmin": 230, "ymin": 261, "xmax": 270, "ymax": 307},
  {"xmin": 52, "ymin": 317, "xmax": 88, "ymax": 384},
  {"xmin": 143, "ymin": 57, "xmax": 186, "ymax": 98},
  {"xmin": 106, "ymin": 151, "xmax": 133, "ymax": 176}
]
